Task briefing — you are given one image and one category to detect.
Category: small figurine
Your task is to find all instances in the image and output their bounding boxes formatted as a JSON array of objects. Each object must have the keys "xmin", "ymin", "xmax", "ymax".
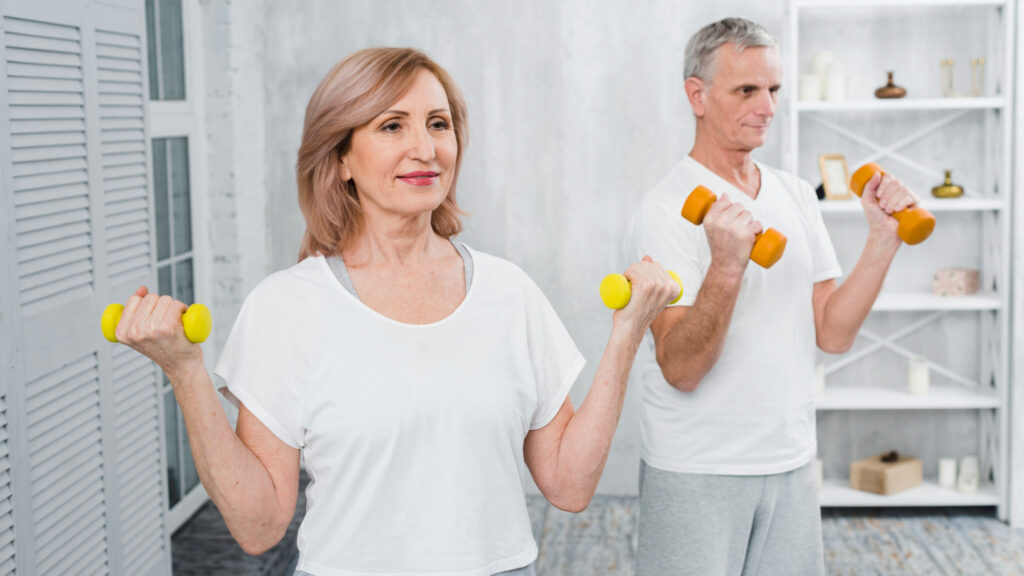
[{"xmin": 875, "ymin": 71, "xmax": 906, "ymax": 99}]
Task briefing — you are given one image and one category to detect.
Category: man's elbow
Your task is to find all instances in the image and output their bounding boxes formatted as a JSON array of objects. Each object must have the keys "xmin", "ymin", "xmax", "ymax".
[
  {"xmin": 233, "ymin": 520, "xmax": 289, "ymax": 556},
  {"xmin": 817, "ymin": 334, "xmax": 854, "ymax": 355},
  {"xmin": 656, "ymin": 355, "xmax": 702, "ymax": 393}
]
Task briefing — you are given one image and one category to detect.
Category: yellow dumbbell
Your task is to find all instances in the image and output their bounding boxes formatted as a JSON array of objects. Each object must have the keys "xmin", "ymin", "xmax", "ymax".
[
  {"xmin": 101, "ymin": 302, "xmax": 212, "ymax": 344},
  {"xmin": 600, "ymin": 270, "xmax": 683, "ymax": 310}
]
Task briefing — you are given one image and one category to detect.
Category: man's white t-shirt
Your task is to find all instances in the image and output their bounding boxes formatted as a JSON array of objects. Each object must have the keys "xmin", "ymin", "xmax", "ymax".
[
  {"xmin": 214, "ymin": 246, "xmax": 585, "ymax": 576},
  {"xmin": 625, "ymin": 156, "xmax": 842, "ymax": 476}
]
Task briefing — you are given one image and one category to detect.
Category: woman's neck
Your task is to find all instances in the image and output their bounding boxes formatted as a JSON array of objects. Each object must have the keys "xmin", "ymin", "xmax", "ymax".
[{"xmin": 343, "ymin": 211, "xmax": 447, "ymax": 267}]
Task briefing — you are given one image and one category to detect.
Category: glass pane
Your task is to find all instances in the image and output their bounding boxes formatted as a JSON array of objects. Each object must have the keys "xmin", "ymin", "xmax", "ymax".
[
  {"xmin": 158, "ymin": 264, "xmax": 171, "ymax": 299},
  {"xmin": 164, "ymin": 387, "xmax": 181, "ymax": 507},
  {"xmin": 145, "ymin": 0, "xmax": 159, "ymax": 99},
  {"xmin": 174, "ymin": 258, "xmax": 193, "ymax": 304},
  {"xmin": 169, "ymin": 137, "xmax": 192, "ymax": 255},
  {"xmin": 152, "ymin": 139, "xmax": 170, "ymax": 261},
  {"xmin": 145, "ymin": 0, "xmax": 186, "ymax": 100}
]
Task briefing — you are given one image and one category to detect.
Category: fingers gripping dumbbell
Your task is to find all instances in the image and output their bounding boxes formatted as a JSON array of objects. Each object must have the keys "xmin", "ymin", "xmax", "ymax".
[
  {"xmin": 849, "ymin": 163, "xmax": 936, "ymax": 245},
  {"xmin": 101, "ymin": 302, "xmax": 212, "ymax": 344},
  {"xmin": 681, "ymin": 186, "xmax": 787, "ymax": 269},
  {"xmin": 599, "ymin": 271, "xmax": 683, "ymax": 310}
]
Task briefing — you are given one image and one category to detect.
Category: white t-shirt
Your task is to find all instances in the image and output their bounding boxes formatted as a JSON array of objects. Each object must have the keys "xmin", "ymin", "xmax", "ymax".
[
  {"xmin": 214, "ymin": 246, "xmax": 585, "ymax": 576},
  {"xmin": 625, "ymin": 156, "xmax": 841, "ymax": 476}
]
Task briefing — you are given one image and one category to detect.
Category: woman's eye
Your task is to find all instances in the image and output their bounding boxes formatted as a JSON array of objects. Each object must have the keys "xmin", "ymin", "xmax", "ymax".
[
  {"xmin": 381, "ymin": 121, "xmax": 401, "ymax": 132},
  {"xmin": 430, "ymin": 119, "xmax": 450, "ymax": 130}
]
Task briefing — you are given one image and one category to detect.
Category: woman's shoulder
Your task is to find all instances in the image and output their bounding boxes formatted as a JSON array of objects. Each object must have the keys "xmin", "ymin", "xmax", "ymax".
[
  {"xmin": 246, "ymin": 255, "xmax": 335, "ymax": 302},
  {"xmin": 458, "ymin": 243, "xmax": 533, "ymax": 285}
]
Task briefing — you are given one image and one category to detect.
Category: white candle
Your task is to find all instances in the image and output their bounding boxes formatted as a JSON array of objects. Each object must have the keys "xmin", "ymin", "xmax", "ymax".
[
  {"xmin": 824, "ymin": 62, "xmax": 846, "ymax": 101},
  {"xmin": 811, "ymin": 50, "xmax": 835, "ymax": 81},
  {"xmin": 908, "ymin": 356, "xmax": 929, "ymax": 396},
  {"xmin": 957, "ymin": 456, "xmax": 979, "ymax": 493},
  {"xmin": 800, "ymin": 74, "xmax": 821, "ymax": 101},
  {"xmin": 938, "ymin": 458, "xmax": 957, "ymax": 488},
  {"xmin": 814, "ymin": 363, "xmax": 826, "ymax": 395}
]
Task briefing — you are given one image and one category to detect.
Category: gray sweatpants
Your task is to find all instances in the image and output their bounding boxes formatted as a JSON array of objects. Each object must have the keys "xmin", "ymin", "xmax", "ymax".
[{"xmin": 636, "ymin": 459, "xmax": 825, "ymax": 576}]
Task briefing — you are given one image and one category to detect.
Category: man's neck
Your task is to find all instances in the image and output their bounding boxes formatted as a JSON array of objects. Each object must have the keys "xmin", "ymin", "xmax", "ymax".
[{"xmin": 689, "ymin": 136, "xmax": 761, "ymax": 199}]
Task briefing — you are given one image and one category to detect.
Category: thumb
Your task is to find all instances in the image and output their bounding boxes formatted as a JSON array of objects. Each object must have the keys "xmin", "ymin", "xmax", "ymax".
[
  {"xmin": 135, "ymin": 286, "xmax": 149, "ymax": 298},
  {"xmin": 862, "ymin": 172, "xmax": 883, "ymax": 198},
  {"xmin": 642, "ymin": 255, "xmax": 653, "ymax": 263}
]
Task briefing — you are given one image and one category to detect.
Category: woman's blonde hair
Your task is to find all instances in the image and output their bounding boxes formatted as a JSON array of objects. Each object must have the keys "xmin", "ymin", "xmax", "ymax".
[{"xmin": 296, "ymin": 48, "xmax": 468, "ymax": 260}]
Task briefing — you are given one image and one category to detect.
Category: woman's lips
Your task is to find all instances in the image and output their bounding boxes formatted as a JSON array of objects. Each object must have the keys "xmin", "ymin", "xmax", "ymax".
[{"xmin": 397, "ymin": 171, "xmax": 439, "ymax": 186}]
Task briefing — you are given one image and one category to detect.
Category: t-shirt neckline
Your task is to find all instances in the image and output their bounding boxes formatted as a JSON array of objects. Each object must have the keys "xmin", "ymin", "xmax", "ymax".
[
  {"xmin": 683, "ymin": 155, "xmax": 768, "ymax": 207},
  {"xmin": 314, "ymin": 242, "xmax": 477, "ymax": 329}
]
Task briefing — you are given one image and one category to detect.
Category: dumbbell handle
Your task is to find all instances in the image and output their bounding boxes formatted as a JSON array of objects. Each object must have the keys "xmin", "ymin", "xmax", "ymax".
[
  {"xmin": 101, "ymin": 302, "xmax": 212, "ymax": 344},
  {"xmin": 681, "ymin": 186, "xmax": 787, "ymax": 269},
  {"xmin": 600, "ymin": 270, "xmax": 683, "ymax": 310},
  {"xmin": 848, "ymin": 163, "xmax": 936, "ymax": 246}
]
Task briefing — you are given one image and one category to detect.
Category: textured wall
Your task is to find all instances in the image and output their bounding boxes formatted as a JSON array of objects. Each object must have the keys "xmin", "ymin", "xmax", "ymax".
[{"xmin": 254, "ymin": 0, "xmax": 787, "ymax": 494}]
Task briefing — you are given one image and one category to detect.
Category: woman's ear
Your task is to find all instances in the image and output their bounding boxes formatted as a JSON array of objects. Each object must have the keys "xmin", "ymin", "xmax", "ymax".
[
  {"xmin": 685, "ymin": 77, "xmax": 706, "ymax": 118},
  {"xmin": 339, "ymin": 156, "xmax": 352, "ymax": 182}
]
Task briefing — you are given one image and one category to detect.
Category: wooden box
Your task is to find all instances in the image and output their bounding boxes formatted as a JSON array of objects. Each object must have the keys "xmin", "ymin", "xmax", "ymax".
[{"xmin": 849, "ymin": 452, "xmax": 922, "ymax": 495}]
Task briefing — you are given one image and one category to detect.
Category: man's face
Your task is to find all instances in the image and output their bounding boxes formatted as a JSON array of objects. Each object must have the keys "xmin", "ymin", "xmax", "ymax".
[{"xmin": 693, "ymin": 44, "xmax": 782, "ymax": 153}]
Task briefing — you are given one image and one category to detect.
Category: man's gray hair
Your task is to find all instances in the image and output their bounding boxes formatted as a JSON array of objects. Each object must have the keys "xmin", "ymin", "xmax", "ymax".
[{"xmin": 684, "ymin": 17, "xmax": 777, "ymax": 81}]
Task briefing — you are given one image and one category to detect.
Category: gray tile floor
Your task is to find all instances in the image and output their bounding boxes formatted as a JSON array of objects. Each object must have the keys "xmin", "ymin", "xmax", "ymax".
[{"xmin": 172, "ymin": 481, "xmax": 1024, "ymax": 575}]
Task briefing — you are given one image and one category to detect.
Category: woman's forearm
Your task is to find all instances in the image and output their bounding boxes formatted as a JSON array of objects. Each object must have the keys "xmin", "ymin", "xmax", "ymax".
[
  {"xmin": 167, "ymin": 359, "xmax": 292, "ymax": 554},
  {"xmin": 548, "ymin": 323, "xmax": 643, "ymax": 511}
]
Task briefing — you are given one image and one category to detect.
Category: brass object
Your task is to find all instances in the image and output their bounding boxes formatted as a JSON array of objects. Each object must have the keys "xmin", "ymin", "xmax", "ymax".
[
  {"xmin": 941, "ymin": 58, "xmax": 985, "ymax": 98},
  {"xmin": 932, "ymin": 170, "xmax": 963, "ymax": 198},
  {"xmin": 875, "ymin": 71, "xmax": 906, "ymax": 99}
]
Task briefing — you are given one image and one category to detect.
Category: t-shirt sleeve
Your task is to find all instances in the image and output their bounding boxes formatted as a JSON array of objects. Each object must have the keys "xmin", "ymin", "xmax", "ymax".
[
  {"xmin": 213, "ymin": 279, "xmax": 306, "ymax": 449},
  {"xmin": 520, "ymin": 274, "xmax": 586, "ymax": 430},
  {"xmin": 799, "ymin": 180, "xmax": 843, "ymax": 283},
  {"xmin": 625, "ymin": 199, "xmax": 704, "ymax": 307}
]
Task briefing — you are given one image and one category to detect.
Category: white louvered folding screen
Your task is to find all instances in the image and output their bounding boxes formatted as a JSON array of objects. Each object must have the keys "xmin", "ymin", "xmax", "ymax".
[{"xmin": 0, "ymin": 0, "xmax": 171, "ymax": 574}]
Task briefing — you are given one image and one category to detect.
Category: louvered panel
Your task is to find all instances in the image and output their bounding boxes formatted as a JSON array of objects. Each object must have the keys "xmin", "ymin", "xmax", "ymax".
[
  {"xmin": 10, "ymin": 118, "xmax": 87, "ymax": 134},
  {"xmin": 101, "ymin": 139, "xmax": 144, "ymax": 155},
  {"xmin": 12, "ymin": 144, "xmax": 86, "ymax": 165},
  {"xmin": 23, "ymin": 352, "xmax": 108, "ymax": 574},
  {"xmin": 0, "ymin": 398, "xmax": 13, "ymax": 574},
  {"xmin": 108, "ymin": 266, "xmax": 165, "ymax": 570},
  {"xmin": 103, "ymin": 174, "xmax": 146, "ymax": 193},
  {"xmin": 16, "ymin": 246, "xmax": 91, "ymax": 278},
  {"xmin": 5, "ymin": 17, "xmax": 94, "ymax": 319},
  {"xmin": 12, "ymin": 156, "xmax": 87, "ymax": 177},
  {"xmin": 100, "ymin": 29, "xmax": 150, "ymax": 290},
  {"xmin": 10, "ymin": 105, "xmax": 85, "ymax": 120}
]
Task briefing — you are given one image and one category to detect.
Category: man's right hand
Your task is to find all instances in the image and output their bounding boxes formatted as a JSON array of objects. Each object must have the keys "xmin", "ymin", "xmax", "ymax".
[{"xmin": 701, "ymin": 193, "xmax": 762, "ymax": 275}]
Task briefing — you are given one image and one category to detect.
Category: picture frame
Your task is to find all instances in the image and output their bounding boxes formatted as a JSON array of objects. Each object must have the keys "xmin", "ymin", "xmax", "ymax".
[{"xmin": 818, "ymin": 154, "xmax": 851, "ymax": 200}]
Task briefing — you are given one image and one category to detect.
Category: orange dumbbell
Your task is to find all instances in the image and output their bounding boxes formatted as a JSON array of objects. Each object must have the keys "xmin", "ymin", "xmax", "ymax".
[
  {"xmin": 849, "ymin": 163, "xmax": 935, "ymax": 245},
  {"xmin": 681, "ymin": 186, "xmax": 787, "ymax": 269}
]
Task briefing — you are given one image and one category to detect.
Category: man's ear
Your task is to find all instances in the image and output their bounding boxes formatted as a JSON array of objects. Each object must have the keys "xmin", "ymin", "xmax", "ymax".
[{"xmin": 685, "ymin": 76, "xmax": 706, "ymax": 118}]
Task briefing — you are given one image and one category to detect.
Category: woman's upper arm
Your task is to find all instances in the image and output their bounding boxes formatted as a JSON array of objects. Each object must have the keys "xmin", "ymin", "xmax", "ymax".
[
  {"xmin": 236, "ymin": 402, "xmax": 302, "ymax": 527},
  {"xmin": 522, "ymin": 397, "xmax": 574, "ymax": 496}
]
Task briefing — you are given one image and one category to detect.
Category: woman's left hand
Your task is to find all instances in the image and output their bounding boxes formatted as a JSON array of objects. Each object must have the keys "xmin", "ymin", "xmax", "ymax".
[{"xmin": 613, "ymin": 256, "xmax": 680, "ymax": 336}]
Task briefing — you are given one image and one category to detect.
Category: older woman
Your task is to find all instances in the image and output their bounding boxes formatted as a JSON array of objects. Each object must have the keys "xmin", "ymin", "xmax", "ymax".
[{"xmin": 116, "ymin": 47, "xmax": 678, "ymax": 576}]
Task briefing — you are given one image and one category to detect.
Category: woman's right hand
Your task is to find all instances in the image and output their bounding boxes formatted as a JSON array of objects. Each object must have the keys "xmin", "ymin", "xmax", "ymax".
[
  {"xmin": 613, "ymin": 256, "xmax": 681, "ymax": 337},
  {"xmin": 115, "ymin": 286, "xmax": 204, "ymax": 379}
]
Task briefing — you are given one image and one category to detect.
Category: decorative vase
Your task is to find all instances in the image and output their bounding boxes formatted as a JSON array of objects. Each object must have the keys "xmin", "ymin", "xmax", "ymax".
[
  {"xmin": 932, "ymin": 170, "xmax": 964, "ymax": 198},
  {"xmin": 875, "ymin": 71, "xmax": 907, "ymax": 99}
]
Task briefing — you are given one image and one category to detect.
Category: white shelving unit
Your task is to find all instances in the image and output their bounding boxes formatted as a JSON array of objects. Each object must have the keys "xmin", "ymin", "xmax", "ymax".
[{"xmin": 787, "ymin": 0, "xmax": 1013, "ymax": 518}]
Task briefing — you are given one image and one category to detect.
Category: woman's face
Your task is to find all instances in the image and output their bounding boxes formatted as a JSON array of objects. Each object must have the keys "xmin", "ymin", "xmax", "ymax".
[{"xmin": 341, "ymin": 69, "xmax": 458, "ymax": 223}]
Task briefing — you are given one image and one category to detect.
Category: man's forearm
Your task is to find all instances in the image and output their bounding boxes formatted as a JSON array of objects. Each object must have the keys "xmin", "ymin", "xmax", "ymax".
[
  {"xmin": 818, "ymin": 231, "xmax": 900, "ymax": 352},
  {"xmin": 656, "ymin": 262, "xmax": 744, "ymax": 392}
]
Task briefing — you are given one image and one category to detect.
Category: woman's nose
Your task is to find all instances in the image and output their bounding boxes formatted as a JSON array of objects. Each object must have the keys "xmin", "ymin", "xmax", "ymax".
[{"xmin": 406, "ymin": 125, "xmax": 435, "ymax": 161}]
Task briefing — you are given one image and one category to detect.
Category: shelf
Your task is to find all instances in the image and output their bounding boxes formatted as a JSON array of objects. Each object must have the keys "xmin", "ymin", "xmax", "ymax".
[
  {"xmin": 820, "ymin": 479, "xmax": 999, "ymax": 507},
  {"xmin": 795, "ymin": 98, "xmax": 1005, "ymax": 112},
  {"xmin": 818, "ymin": 197, "xmax": 1004, "ymax": 213},
  {"xmin": 815, "ymin": 385, "xmax": 998, "ymax": 410},
  {"xmin": 870, "ymin": 292, "xmax": 1000, "ymax": 311},
  {"xmin": 794, "ymin": 0, "xmax": 1008, "ymax": 11}
]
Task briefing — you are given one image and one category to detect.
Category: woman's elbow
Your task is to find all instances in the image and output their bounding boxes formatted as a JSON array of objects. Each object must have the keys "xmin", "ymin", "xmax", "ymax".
[{"xmin": 549, "ymin": 492, "xmax": 592, "ymax": 514}]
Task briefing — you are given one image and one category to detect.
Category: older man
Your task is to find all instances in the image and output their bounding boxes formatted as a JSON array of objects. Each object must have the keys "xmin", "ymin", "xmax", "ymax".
[{"xmin": 625, "ymin": 17, "xmax": 921, "ymax": 575}]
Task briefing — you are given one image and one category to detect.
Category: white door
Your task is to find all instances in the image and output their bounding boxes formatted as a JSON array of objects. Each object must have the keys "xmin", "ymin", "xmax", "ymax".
[{"xmin": 0, "ymin": 0, "xmax": 171, "ymax": 573}]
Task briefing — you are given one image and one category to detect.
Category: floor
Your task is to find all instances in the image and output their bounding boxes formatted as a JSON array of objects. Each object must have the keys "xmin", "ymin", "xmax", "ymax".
[{"xmin": 172, "ymin": 483, "xmax": 1024, "ymax": 575}]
